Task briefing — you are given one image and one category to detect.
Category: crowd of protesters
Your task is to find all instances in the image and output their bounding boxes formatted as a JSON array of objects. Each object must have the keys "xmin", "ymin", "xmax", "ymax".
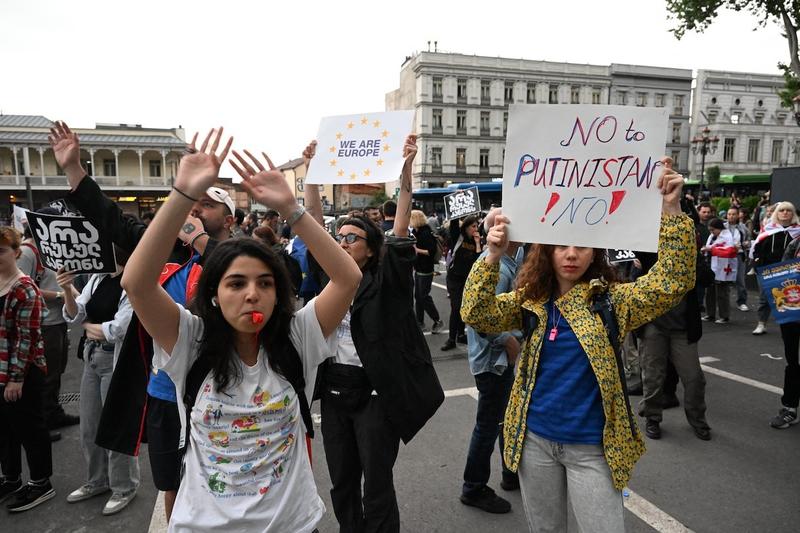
[{"xmin": 0, "ymin": 121, "xmax": 797, "ymax": 533}]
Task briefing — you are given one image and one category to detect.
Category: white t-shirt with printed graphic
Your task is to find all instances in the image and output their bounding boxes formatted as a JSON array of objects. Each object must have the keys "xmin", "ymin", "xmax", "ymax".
[
  {"xmin": 153, "ymin": 299, "xmax": 336, "ymax": 533},
  {"xmin": 333, "ymin": 310, "xmax": 361, "ymax": 367}
]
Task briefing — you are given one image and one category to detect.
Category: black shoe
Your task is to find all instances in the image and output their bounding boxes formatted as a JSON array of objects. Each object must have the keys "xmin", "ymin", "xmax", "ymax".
[
  {"xmin": 500, "ymin": 475, "xmax": 519, "ymax": 491},
  {"xmin": 460, "ymin": 486, "xmax": 511, "ymax": 514},
  {"xmin": 48, "ymin": 413, "xmax": 79, "ymax": 430},
  {"xmin": 661, "ymin": 395, "xmax": 680, "ymax": 409},
  {"xmin": 0, "ymin": 478, "xmax": 22, "ymax": 504},
  {"xmin": 441, "ymin": 339, "xmax": 457, "ymax": 351},
  {"xmin": 457, "ymin": 334, "xmax": 468, "ymax": 344},
  {"xmin": 693, "ymin": 427, "xmax": 712, "ymax": 441},
  {"xmin": 645, "ymin": 419, "xmax": 661, "ymax": 439},
  {"xmin": 49, "ymin": 431, "xmax": 61, "ymax": 443},
  {"xmin": 6, "ymin": 480, "xmax": 55, "ymax": 512}
]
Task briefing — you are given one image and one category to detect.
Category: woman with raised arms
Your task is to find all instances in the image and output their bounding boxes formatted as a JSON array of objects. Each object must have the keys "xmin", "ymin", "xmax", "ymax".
[{"xmin": 121, "ymin": 129, "xmax": 362, "ymax": 532}]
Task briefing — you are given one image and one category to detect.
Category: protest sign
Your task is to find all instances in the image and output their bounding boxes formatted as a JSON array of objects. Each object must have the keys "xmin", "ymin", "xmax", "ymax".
[
  {"xmin": 25, "ymin": 211, "xmax": 116, "ymax": 274},
  {"xmin": 502, "ymin": 104, "xmax": 668, "ymax": 251},
  {"xmin": 12, "ymin": 205, "xmax": 27, "ymax": 233},
  {"xmin": 306, "ymin": 110, "xmax": 415, "ymax": 184},
  {"xmin": 607, "ymin": 249, "xmax": 636, "ymax": 264},
  {"xmin": 444, "ymin": 187, "xmax": 481, "ymax": 220},
  {"xmin": 757, "ymin": 259, "xmax": 800, "ymax": 324}
]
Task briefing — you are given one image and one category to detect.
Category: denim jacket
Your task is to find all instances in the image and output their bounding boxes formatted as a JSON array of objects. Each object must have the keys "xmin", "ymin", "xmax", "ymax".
[{"xmin": 466, "ymin": 248, "xmax": 524, "ymax": 376}]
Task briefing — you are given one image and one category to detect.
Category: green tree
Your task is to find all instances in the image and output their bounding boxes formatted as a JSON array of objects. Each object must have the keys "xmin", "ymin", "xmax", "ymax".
[
  {"xmin": 706, "ymin": 165, "xmax": 722, "ymax": 196},
  {"xmin": 372, "ymin": 189, "xmax": 390, "ymax": 205},
  {"xmin": 666, "ymin": 1, "xmax": 800, "ymax": 106}
]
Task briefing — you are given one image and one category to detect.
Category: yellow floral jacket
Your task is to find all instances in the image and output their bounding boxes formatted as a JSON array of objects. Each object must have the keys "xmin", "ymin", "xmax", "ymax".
[{"xmin": 461, "ymin": 214, "xmax": 695, "ymax": 489}]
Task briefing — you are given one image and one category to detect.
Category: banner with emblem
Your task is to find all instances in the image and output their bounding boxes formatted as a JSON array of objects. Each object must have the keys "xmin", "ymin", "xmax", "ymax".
[
  {"xmin": 305, "ymin": 110, "xmax": 415, "ymax": 184},
  {"xmin": 757, "ymin": 259, "xmax": 800, "ymax": 324}
]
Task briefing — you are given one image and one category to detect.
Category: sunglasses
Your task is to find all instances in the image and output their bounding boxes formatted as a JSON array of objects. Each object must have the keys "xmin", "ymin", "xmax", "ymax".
[{"xmin": 335, "ymin": 233, "xmax": 367, "ymax": 244}]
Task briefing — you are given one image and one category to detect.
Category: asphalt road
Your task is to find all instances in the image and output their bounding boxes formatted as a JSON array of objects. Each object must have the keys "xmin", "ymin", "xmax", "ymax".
[{"xmin": 3, "ymin": 279, "xmax": 799, "ymax": 532}]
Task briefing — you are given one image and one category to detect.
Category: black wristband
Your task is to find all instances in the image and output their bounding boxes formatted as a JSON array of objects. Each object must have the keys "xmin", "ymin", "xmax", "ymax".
[{"xmin": 172, "ymin": 186, "xmax": 199, "ymax": 202}]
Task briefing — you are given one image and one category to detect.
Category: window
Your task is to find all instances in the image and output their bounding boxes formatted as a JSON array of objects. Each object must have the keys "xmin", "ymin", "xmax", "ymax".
[
  {"xmin": 707, "ymin": 110, "xmax": 718, "ymax": 123},
  {"xmin": 723, "ymin": 139, "xmax": 736, "ymax": 162},
  {"xmin": 480, "ymin": 111, "xmax": 490, "ymax": 135},
  {"xmin": 504, "ymin": 82, "xmax": 514, "ymax": 104},
  {"xmin": 432, "ymin": 109, "xmax": 442, "ymax": 133},
  {"xmin": 456, "ymin": 110, "xmax": 467, "ymax": 134},
  {"xmin": 711, "ymin": 96, "xmax": 717, "ymax": 105},
  {"xmin": 103, "ymin": 159, "xmax": 116, "ymax": 176},
  {"xmin": 617, "ymin": 91, "xmax": 628, "ymax": 105},
  {"xmin": 754, "ymin": 113, "xmax": 764, "ymax": 125},
  {"xmin": 149, "ymin": 160, "xmax": 161, "ymax": 177},
  {"xmin": 457, "ymin": 78, "xmax": 467, "ymax": 103},
  {"xmin": 772, "ymin": 139, "xmax": 784, "ymax": 164},
  {"xmin": 549, "ymin": 84, "xmax": 558, "ymax": 104},
  {"xmin": 673, "ymin": 95, "xmax": 684, "ymax": 115},
  {"xmin": 431, "ymin": 147, "xmax": 442, "ymax": 171},
  {"xmin": 571, "ymin": 86, "xmax": 581, "ymax": 104},
  {"xmin": 527, "ymin": 83, "xmax": 536, "ymax": 104},
  {"xmin": 671, "ymin": 150, "xmax": 681, "ymax": 168},
  {"xmin": 479, "ymin": 149, "xmax": 489, "ymax": 170},
  {"xmin": 432, "ymin": 77, "xmax": 443, "ymax": 101},
  {"xmin": 592, "ymin": 88, "xmax": 602, "ymax": 104},
  {"xmin": 481, "ymin": 80, "xmax": 491, "ymax": 104},
  {"xmin": 655, "ymin": 93, "xmax": 665, "ymax": 107},
  {"xmin": 747, "ymin": 139, "xmax": 760, "ymax": 163},
  {"xmin": 636, "ymin": 92, "xmax": 648, "ymax": 107},
  {"xmin": 503, "ymin": 111, "xmax": 508, "ymax": 134},
  {"xmin": 731, "ymin": 112, "xmax": 740, "ymax": 125},
  {"xmin": 456, "ymin": 148, "xmax": 466, "ymax": 170},
  {"xmin": 795, "ymin": 140, "xmax": 800, "ymax": 164},
  {"xmin": 671, "ymin": 123, "xmax": 681, "ymax": 144}
]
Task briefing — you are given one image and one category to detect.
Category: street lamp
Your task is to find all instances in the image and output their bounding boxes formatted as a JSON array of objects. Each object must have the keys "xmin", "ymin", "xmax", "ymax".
[{"xmin": 690, "ymin": 126, "xmax": 719, "ymax": 195}]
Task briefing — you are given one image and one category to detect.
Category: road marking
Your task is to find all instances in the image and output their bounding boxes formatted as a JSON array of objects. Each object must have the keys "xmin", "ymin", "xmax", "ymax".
[
  {"xmin": 759, "ymin": 352, "xmax": 783, "ymax": 361},
  {"xmin": 432, "ymin": 281, "xmax": 447, "ymax": 290},
  {"xmin": 443, "ymin": 386, "xmax": 693, "ymax": 533},
  {"xmin": 700, "ymin": 364, "xmax": 782, "ymax": 395},
  {"xmin": 698, "ymin": 356, "xmax": 719, "ymax": 363},
  {"xmin": 624, "ymin": 489, "xmax": 695, "ymax": 533},
  {"xmin": 423, "ymin": 329, "xmax": 449, "ymax": 336},
  {"xmin": 148, "ymin": 491, "xmax": 167, "ymax": 533}
]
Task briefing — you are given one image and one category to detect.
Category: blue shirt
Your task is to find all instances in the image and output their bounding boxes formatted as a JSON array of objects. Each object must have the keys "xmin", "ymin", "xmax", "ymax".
[
  {"xmin": 526, "ymin": 300, "xmax": 606, "ymax": 445},
  {"xmin": 466, "ymin": 248, "xmax": 524, "ymax": 376},
  {"xmin": 146, "ymin": 253, "xmax": 201, "ymax": 403}
]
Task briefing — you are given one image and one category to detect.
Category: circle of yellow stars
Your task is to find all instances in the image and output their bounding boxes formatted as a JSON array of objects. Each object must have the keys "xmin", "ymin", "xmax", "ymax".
[{"xmin": 327, "ymin": 116, "xmax": 391, "ymax": 180}]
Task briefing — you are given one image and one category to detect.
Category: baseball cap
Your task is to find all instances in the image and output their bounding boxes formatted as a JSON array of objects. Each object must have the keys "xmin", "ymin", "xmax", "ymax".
[{"xmin": 205, "ymin": 186, "xmax": 235, "ymax": 216}]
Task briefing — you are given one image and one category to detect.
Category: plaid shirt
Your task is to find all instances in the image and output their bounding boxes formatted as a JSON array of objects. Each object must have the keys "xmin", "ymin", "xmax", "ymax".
[{"xmin": 0, "ymin": 276, "xmax": 45, "ymax": 385}]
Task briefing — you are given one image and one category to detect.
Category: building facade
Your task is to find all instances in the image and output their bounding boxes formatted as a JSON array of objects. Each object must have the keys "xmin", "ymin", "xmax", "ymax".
[
  {"xmin": 0, "ymin": 115, "xmax": 247, "ymax": 217},
  {"xmin": 385, "ymin": 52, "xmax": 692, "ymax": 191},
  {"xmin": 689, "ymin": 69, "xmax": 797, "ymax": 184}
]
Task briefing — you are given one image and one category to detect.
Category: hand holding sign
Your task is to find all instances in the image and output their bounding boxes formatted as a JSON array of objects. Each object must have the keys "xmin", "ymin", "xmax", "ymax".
[
  {"xmin": 175, "ymin": 128, "xmax": 233, "ymax": 199},
  {"xmin": 48, "ymin": 121, "xmax": 82, "ymax": 176},
  {"xmin": 302, "ymin": 140, "xmax": 318, "ymax": 167},
  {"xmin": 230, "ymin": 150, "xmax": 298, "ymax": 217},
  {"xmin": 657, "ymin": 157, "xmax": 684, "ymax": 215},
  {"xmin": 402, "ymin": 134, "xmax": 418, "ymax": 178},
  {"xmin": 486, "ymin": 214, "xmax": 511, "ymax": 263}
]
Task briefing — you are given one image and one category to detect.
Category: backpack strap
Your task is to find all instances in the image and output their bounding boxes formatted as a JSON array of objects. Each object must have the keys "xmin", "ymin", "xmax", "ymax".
[
  {"xmin": 21, "ymin": 242, "xmax": 45, "ymax": 283},
  {"xmin": 589, "ymin": 288, "xmax": 639, "ymax": 440}
]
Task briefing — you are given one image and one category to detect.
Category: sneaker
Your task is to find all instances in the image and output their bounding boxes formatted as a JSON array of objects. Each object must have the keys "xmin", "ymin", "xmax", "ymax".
[
  {"xmin": 747, "ymin": 268, "xmax": 756, "ymax": 276},
  {"xmin": 48, "ymin": 413, "xmax": 79, "ymax": 430},
  {"xmin": 102, "ymin": 491, "xmax": 136, "ymax": 515},
  {"xmin": 460, "ymin": 486, "xmax": 511, "ymax": 514},
  {"xmin": 441, "ymin": 339, "xmax": 457, "ymax": 351},
  {"xmin": 714, "ymin": 318, "xmax": 730, "ymax": 324},
  {"xmin": 693, "ymin": 427, "xmax": 712, "ymax": 441},
  {"xmin": 701, "ymin": 315, "xmax": 714, "ymax": 322},
  {"xmin": 49, "ymin": 431, "xmax": 61, "ymax": 442},
  {"xmin": 645, "ymin": 419, "xmax": 661, "ymax": 439},
  {"xmin": 738, "ymin": 304, "xmax": 750, "ymax": 312},
  {"xmin": 0, "ymin": 477, "xmax": 22, "ymax": 504},
  {"xmin": 6, "ymin": 480, "xmax": 55, "ymax": 512},
  {"xmin": 431, "ymin": 320, "xmax": 444, "ymax": 334},
  {"xmin": 770, "ymin": 407, "xmax": 799, "ymax": 429},
  {"xmin": 67, "ymin": 484, "xmax": 110, "ymax": 503},
  {"xmin": 752, "ymin": 323, "xmax": 767, "ymax": 335}
]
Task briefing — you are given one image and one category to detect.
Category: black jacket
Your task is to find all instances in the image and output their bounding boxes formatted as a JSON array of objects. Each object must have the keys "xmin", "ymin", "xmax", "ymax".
[
  {"xmin": 412, "ymin": 225, "xmax": 438, "ymax": 274},
  {"xmin": 754, "ymin": 230, "xmax": 794, "ymax": 267},
  {"xmin": 66, "ymin": 176, "xmax": 218, "ymax": 455}
]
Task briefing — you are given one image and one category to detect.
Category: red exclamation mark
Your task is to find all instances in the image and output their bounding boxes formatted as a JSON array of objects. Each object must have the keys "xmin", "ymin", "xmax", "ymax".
[
  {"xmin": 606, "ymin": 190, "xmax": 626, "ymax": 224},
  {"xmin": 540, "ymin": 192, "xmax": 561, "ymax": 223}
]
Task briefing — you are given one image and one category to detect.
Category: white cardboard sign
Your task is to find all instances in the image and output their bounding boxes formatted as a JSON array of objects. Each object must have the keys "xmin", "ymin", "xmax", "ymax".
[
  {"xmin": 502, "ymin": 104, "xmax": 668, "ymax": 252},
  {"xmin": 306, "ymin": 110, "xmax": 415, "ymax": 184}
]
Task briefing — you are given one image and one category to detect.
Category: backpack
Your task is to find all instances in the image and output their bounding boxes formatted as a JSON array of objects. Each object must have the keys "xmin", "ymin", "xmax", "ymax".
[
  {"xmin": 280, "ymin": 251, "xmax": 303, "ymax": 297},
  {"xmin": 21, "ymin": 242, "xmax": 45, "ymax": 284}
]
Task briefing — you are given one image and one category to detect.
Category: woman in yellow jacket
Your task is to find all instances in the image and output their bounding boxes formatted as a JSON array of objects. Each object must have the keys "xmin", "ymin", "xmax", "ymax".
[{"xmin": 461, "ymin": 160, "xmax": 695, "ymax": 533}]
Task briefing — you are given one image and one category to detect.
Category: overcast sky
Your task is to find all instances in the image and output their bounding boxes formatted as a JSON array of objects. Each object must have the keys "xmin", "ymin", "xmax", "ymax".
[{"xmin": 0, "ymin": 0, "xmax": 789, "ymax": 177}]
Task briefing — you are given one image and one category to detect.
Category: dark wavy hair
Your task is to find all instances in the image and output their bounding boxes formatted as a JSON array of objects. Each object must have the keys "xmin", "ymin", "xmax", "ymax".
[
  {"xmin": 190, "ymin": 237, "xmax": 298, "ymax": 393},
  {"xmin": 338, "ymin": 214, "xmax": 384, "ymax": 272},
  {"xmin": 516, "ymin": 245, "xmax": 618, "ymax": 302}
]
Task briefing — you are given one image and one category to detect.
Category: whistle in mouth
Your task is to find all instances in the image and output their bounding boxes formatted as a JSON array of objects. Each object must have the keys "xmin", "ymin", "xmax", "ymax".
[{"xmin": 251, "ymin": 311, "xmax": 264, "ymax": 324}]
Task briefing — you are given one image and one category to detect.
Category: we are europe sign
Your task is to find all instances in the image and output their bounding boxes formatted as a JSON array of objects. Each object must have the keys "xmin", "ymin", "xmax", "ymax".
[
  {"xmin": 502, "ymin": 105, "xmax": 668, "ymax": 252},
  {"xmin": 306, "ymin": 110, "xmax": 415, "ymax": 185}
]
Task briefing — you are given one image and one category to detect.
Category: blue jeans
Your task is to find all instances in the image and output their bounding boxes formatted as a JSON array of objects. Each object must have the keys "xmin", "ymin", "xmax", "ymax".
[{"xmin": 462, "ymin": 366, "xmax": 516, "ymax": 496}]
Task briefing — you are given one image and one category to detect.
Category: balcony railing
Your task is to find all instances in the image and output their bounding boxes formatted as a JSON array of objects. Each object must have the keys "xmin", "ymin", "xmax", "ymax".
[{"xmin": 0, "ymin": 174, "xmax": 172, "ymax": 188}]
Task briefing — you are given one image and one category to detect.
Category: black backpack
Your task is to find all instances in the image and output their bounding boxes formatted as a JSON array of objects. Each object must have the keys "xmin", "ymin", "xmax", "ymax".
[{"xmin": 182, "ymin": 343, "xmax": 314, "ymax": 450}]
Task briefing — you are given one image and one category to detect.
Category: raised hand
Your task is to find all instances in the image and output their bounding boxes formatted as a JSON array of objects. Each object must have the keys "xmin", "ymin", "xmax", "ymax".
[
  {"xmin": 48, "ymin": 121, "xmax": 82, "ymax": 174},
  {"xmin": 302, "ymin": 140, "xmax": 317, "ymax": 167},
  {"xmin": 174, "ymin": 128, "xmax": 233, "ymax": 199},
  {"xmin": 55, "ymin": 267, "xmax": 76, "ymax": 290},
  {"xmin": 486, "ymin": 214, "xmax": 510, "ymax": 262},
  {"xmin": 402, "ymin": 134, "xmax": 418, "ymax": 176},
  {"xmin": 230, "ymin": 150, "xmax": 297, "ymax": 217},
  {"xmin": 657, "ymin": 156, "xmax": 684, "ymax": 215}
]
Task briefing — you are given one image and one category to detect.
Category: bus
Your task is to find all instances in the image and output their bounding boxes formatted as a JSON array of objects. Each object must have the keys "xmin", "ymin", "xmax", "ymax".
[{"xmin": 412, "ymin": 181, "xmax": 503, "ymax": 216}]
